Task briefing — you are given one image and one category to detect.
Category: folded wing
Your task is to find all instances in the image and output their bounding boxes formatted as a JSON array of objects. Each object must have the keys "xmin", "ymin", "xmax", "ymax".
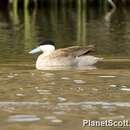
[{"xmin": 49, "ymin": 45, "xmax": 95, "ymax": 58}]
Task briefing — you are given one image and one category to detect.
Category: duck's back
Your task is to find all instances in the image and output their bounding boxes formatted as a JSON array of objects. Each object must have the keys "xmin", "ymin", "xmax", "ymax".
[{"xmin": 49, "ymin": 45, "xmax": 95, "ymax": 58}]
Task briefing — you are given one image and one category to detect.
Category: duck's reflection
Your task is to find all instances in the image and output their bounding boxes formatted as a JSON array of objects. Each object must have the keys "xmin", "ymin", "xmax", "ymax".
[
  {"xmin": 105, "ymin": 7, "xmax": 116, "ymax": 23},
  {"xmin": 105, "ymin": 0, "xmax": 116, "ymax": 24},
  {"xmin": 37, "ymin": 66, "xmax": 97, "ymax": 71}
]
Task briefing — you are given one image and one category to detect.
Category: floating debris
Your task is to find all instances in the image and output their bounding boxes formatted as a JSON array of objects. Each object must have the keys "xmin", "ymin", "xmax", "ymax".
[
  {"xmin": 37, "ymin": 89, "xmax": 51, "ymax": 95},
  {"xmin": 100, "ymin": 115, "xmax": 125, "ymax": 120},
  {"xmin": 53, "ymin": 111, "xmax": 65, "ymax": 115},
  {"xmin": 61, "ymin": 77, "xmax": 70, "ymax": 80},
  {"xmin": 120, "ymin": 88, "xmax": 130, "ymax": 92},
  {"xmin": 42, "ymin": 98, "xmax": 48, "ymax": 100},
  {"xmin": 14, "ymin": 73, "xmax": 18, "ymax": 76},
  {"xmin": 48, "ymin": 82, "xmax": 56, "ymax": 85},
  {"xmin": 101, "ymin": 105, "xmax": 116, "ymax": 110},
  {"xmin": 7, "ymin": 73, "xmax": 18, "ymax": 78},
  {"xmin": 109, "ymin": 84, "xmax": 117, "ymax": 87},
  {"xmin": 44, "ymin": 116, "xmax": 57, "ymax": 120},
  {"xmin": 7, "ymin": 115, "xmax": 40, "ymax": 122},
  {"xmin": 57, "ymin": 97, "xmax": 67, "ymax": 102},
  {"xmin": 77, "ymin": 87, "xmax": 84, "ymax": 91},
  {"xmin": 92, "ymin": 88, "xmax": 98, "ymax": 91},
  {"xmin": 35, "ymin": 87, "xmax": 39, "ymax": 89},
  {"xmin": 81, "ymin": 104, "xmax": 96, "ymax": 110},
  {"xmin": 37, "ymin": 90, "xmax": 50, "ymax": 93},
  {"xmin": 121, "ymin": 86, "xmax": 127, "ymax": 88},
  {"xmin": 44, "ymin": 116, "xmax": 62, "ymax": 123},
  {"xmin": 73, "ymin": 80, "xmax": 86, "ymax": 84},
  {"xmin": 16, "ymin": 93, "xmax": 24, "ymax": 97},
  {"xmin": 7, "ymin": 75, "xmax": 14, "ymax": 78},
  {"xmin": 44, "ymin": 73, "xmax": 55, "ymax": 77},
  {"xmin": 31, "ymin": 73, "xmax": 35, "ymax": 76},
  {"xmin": 51, "ymin": 119, "xmax": 63, "ymax": 123},
  {"xmin": 98, "ymin": 76, "xmax": 116, "ymax": 78},
  {"xmin": 19, "ymin": 88, "xmax": 24, "ymax": 90}
]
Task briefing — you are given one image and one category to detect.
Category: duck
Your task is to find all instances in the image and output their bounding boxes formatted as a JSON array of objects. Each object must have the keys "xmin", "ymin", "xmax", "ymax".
[{"xmin": 29, "ymin": 40, "xmax": 103, "ymax": 70}]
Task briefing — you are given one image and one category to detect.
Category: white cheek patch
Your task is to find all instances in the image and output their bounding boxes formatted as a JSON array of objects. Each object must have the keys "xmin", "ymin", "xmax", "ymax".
[{"xmin": 40, "ymin": 45, "xmax": 55, "ymax": 52}]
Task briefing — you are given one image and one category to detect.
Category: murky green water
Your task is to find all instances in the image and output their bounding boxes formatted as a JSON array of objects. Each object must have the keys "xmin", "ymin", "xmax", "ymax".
[{"xmin": 0, "ymin": 6, "xmax": 130, "ymax": 130}]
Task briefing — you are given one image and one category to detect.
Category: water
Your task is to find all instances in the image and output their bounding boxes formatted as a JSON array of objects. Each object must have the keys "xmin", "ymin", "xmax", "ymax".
[{"xmin": 0, "ymin": 6, "xmax": 130, "ymax": 130}]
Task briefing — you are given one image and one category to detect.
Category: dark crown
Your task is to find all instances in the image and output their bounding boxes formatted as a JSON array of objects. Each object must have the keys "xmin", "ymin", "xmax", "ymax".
[{"xmin": 39, "ymin": 40, "xmax": 55, "ymax": 46}]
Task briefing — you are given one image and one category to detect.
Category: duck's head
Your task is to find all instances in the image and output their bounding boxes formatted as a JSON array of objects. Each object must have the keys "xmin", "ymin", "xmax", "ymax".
[{"xmin": 29, "ymin": 40, "xmax": 55, "ymax": 55}]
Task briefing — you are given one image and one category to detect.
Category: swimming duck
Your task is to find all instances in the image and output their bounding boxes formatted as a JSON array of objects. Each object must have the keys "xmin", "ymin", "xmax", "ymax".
[{"xmin": 29, "ymin": 40, "xmax": 103, "ymax": 70}]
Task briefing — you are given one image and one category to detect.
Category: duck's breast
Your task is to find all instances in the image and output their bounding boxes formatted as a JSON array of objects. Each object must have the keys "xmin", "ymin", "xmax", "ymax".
[{"xmin": 36, "ymin": 54, "xmax": 76, "ymax": 69}]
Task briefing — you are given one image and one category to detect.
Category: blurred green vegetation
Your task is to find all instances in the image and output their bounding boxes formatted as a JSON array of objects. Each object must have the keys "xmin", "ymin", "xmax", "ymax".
[
  {"xmin": 0, "ymin": 0, "xmax": 130, "ymax": 62},
  {"xmin": 0, "ymin": 0, "xmax": 130, "ymax": 10}
]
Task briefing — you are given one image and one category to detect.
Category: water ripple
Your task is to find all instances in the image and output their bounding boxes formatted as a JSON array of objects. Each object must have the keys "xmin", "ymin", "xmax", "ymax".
[
  {"xmin": 57, "ymin": 101, "xmax": 130, "ymax": 107},
  {"xmin": 0, "ymin": 101, "xmax": 130, "ymax": 109},
  {"xmin": 0, "ymin": 102, "xmax": 49, "ymax": 108},
  {"xmin": 121, "ymin": 88, "xmax": 130, "ymax": 92},
  {"xmin": 7, "ymin": 115, "xmax": 40, "ymax": 122}
]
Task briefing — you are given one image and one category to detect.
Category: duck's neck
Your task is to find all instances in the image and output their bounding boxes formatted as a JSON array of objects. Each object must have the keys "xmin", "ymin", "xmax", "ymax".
[{"xmin": 41, "ymin": 45, "xmax": 55, "ymax": 56}]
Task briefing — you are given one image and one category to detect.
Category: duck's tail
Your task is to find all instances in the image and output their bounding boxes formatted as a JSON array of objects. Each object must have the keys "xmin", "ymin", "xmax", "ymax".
[{"xmin": 97, "ymin": 57, "xmax": 104, "ymax": 61}]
